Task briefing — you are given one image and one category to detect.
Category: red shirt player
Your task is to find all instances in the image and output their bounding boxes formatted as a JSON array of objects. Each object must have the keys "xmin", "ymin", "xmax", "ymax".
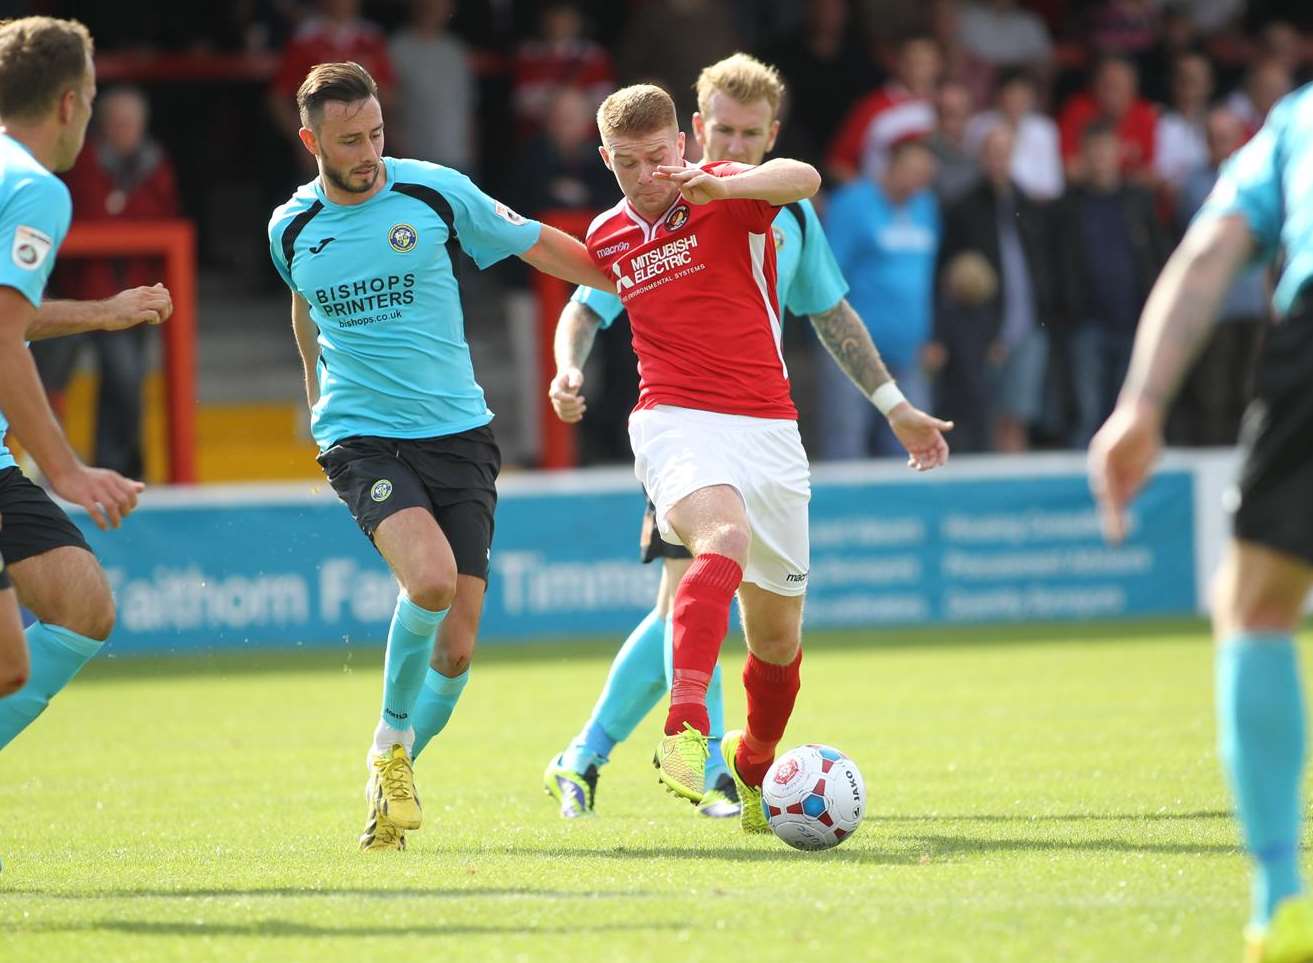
[{"xmin": 551, "ymin": 83, "xmax": 827, "ymax": 824}]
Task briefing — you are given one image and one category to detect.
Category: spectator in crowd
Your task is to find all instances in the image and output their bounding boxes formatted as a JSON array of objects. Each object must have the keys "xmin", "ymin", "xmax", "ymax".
[
  {"xmin": 929, "ymin": 124, "xmax": 1057, "ymax": 453},
  {"xmin": 1257, "ymin": 20, "xmax": 1306, "ymax": 82},
  {"xmin": 1137, "ymin": 2, "xmax": 1200, "ymax": 103},
  {"xmin": 1059, "ymin": 120, "xmax": 1168, "ymax": 446},
  {"xmin": 820, "ymin": 136, "xmax": 940, "ymax": 459},
  {"xmin": 1058, "ymin": 56, "xmax": 1158, "ymax": 181},
  {"xmin": 387, "ymin": 0, "xmax": 476, "ymax": 172},
  {"xmin": 827, "ymin": 34, "xmax": 940, "ymax": 182},
  {"xmin": 1169, "ymin": 107, "xmax": 1267, "ymax": 446},
  {"xmin": 266, "ymin": 0, "xmax": 395, "ymax": 172},
  {"xmin": 762, "ymin": 0, "xmax": 885, "ymax": 170},
  {"xmin": 1154, "ymin": 51, "xmax": 1214, "ymax": 193},
  {"xmin": 929, "ymin": 0, "xmax": 994, "ymax": 107},
  {"xmin": 1090, "ymin": 0, "xmax": 1158, "ymax": 61},
  {"xmin": 966, "ymin": 67, "xmax": 1063, "ymax": 199},
  {"xmin": 928, "ymin": 80, "xmax": 979, "ymax": 204},
  {"xmin": 617, "ymin": 0, "xmax": 740, "ymax": 133},
  {"xmin": 512, "ymin": 2, "xmax": 615, "ymax": 142},
  {"xmin": 957, "ymin": 0, "xmax": 1053, "ymax": 73},
  {"xmin": 1223, "ymin": 57, "xmax": 1293, "ymax": 137},
  {"xmin": 927, "ymin": 251, "xmax": 996, "ymax": 452},
  {"xmin": 511, "ymin": 87, "xmax": 616, "ymax": 215},
  {"xmin": 37, "ymin": 87, "xmax": 181, "ymax": 479}
]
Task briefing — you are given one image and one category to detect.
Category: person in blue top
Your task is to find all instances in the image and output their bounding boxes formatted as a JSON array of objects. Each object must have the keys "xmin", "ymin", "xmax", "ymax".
[
  {"xmin": 1090, "ymin": 83, "xmax": 1313, "ymax": 961},
  {"xmin": 0, "ymin": 17, "xmax": 175, "ymax": 755},
  {"xmin": 820, "ymin": 134, "xmax": 942, "ymax": 460},
  {"xmin": 541, "ymin": 54, "xmax": 952, "ymax": 820},
  {"xmin": 268, "ymin": 61, "xmax": 613, "ymax": 852}
]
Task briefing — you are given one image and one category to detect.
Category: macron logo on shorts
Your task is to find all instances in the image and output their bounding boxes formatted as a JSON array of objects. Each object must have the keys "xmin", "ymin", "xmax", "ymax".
[{"xmin": 786, "ymin": 572, "xmax": 808, "ymax": 583}]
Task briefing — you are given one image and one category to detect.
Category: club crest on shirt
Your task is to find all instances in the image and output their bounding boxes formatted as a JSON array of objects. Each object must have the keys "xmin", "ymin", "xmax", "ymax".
[
  {"xmin": 371, "ymin": 479, "xmax": 393, "ymax": 502},
  {"xmin": 664, "ymin": 205, "xmax": 690, "ymax": 232},
  {"xmin": 388, "ymin": 223, "xmax": 418, "ymax": 253},
  {"xmin": 772, "ymin": 225, "xmax": 786, "ymax": 251}
]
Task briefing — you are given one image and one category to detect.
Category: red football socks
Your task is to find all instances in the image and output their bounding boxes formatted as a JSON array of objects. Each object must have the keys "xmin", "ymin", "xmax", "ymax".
[
  {"xmin": 737, "ymin": 648, "xmax": 803, "ymax": 787},
  {"xmin": 665, "ymin": 553, "xmax": 743, "ymax": 736}
]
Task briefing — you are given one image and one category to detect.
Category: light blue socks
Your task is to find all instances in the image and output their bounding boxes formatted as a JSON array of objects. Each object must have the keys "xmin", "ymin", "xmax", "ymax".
[
  {"xmin": 379, "ymin": 595, "xmax": 446, "ymax": 740},
  {"xmin": 0, "ymin": 622, "xmax": 103, "ymax": 750},
  {"xmin": 1216, "ymin": 633, "xmax": 1307, "ymax": 928},
  {"xmin": 411, "ymin": 666, "xmax": 469, "ymax": 760},
  {"xmin": 561, "ymin": 608, "xmax": 667, "ymax": 774}
]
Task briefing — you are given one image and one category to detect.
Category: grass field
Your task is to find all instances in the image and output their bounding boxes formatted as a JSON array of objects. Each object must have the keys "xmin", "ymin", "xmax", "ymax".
[{"xmin": 0, "ymin": 620, "xmax": 1293, "ymax": 962}]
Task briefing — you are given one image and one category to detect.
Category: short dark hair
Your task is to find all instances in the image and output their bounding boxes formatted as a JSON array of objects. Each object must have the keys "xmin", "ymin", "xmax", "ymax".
[
  {"xmin": 0, "ymin": 16, "xmax": 93, "ymax": 121},
  {"xmin": 296, "ymin": 61, "xmax": 378, "ymax": 128}
]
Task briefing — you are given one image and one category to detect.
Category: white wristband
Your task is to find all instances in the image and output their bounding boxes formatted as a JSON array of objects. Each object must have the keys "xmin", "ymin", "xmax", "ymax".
[{"xmin": 870, "ymin": 382, "xmax": 906, "ymax": 416}]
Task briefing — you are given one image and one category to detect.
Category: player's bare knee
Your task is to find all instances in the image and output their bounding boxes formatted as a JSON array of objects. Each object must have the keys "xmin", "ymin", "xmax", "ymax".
[
  {"xmin": 69, "ymin": 595, "xmax": 116, "ymax": 642},
  {"xmin": 702, "ymin": 523, "xmax": 750, "ymax": 565},
  {"xmin": 750, "ymin": 634, "xmax": 800, "ymax": 666},
  {"xmin": 407, "ymin": 570, "xmax": 458, "ymax": 613},
  {"xmin": 0, "ymin": 647, "xmax": 29, "ymax": 696},
  {"xmin": 432, "ymin": 648, "xmax": 471, "ymax": 677}
]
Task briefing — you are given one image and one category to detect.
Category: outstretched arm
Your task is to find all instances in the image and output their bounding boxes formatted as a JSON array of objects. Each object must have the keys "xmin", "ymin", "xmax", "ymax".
[
  {"xmin": 547, "ymin": 300, "xmax": 604, "ymax": 423},
  {"xmin": 657, "ymin": 158, "xmax": 821, "ymax": 206},
  {"xmin": 810, "ymin": 298, "xmax": 953, "ymax": 471},
  {"xmin": 1089, "ymin": 213, "xmax": 1253, "ymax": 541},
  {"xmin": 27, "ymin": 284, "xmax": 173, "ymax": 340},
  {"xmin": 519, "ymin": 225, "xmax": 616, "ymax": 294},
  {"xmin": 0, "ymin": 287, "xmax": 142, "ymax": 528}
]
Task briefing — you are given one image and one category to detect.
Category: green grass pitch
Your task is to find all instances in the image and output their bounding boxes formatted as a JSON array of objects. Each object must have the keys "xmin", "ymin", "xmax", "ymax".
[{"xmin": 0, "ymin": 620, "xmax": 1289, "ymax": 962}]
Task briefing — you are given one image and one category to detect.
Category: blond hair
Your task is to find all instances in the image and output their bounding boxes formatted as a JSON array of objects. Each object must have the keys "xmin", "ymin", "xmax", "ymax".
[
  {"xmin": 597, "ymin": 84, "xmax": 677, "ymax": 142},
  {"xmin": 695, "ymin": 53, "xmax": 785, "ymax": 120},
  {"xmin": 0, "ymin": 16, "xmax": 93, "ymax": 121}
]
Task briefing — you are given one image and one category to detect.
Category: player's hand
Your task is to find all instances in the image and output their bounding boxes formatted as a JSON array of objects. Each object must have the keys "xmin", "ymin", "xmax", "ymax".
[
  {"xmin": 654, "ymin": 166, "xmax": 728, "ymax": 205},
  {"xmin": 888, "ymin": 402, "xmax": 953, "ymax": 472},
  {"xmin": 549, "ymin": 367, "xmax": 587, "ymax": 423},
  {"xmin": 100, "ymin": 283, "xmax": 173, "ymax": 331},
  {"xmin": 49, "ymin": 462, "xmax": 144, "ymax": 531},
  {"xmin": 1088, "ymin": 399, "xmax": 1163, "ymax": 544}
]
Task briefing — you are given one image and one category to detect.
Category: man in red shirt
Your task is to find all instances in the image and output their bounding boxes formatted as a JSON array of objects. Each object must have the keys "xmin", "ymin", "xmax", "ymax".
[
  {"xmin": 267, "ymin": 0, "xmax": 396, "ymax": 173},
  {"xmin": 1058, "ymin": 56, "xmax": 1157, "ymax": 181},
  {"xmin": 551, "ymin": 84, "xmax": 948, "ymax": 832}
]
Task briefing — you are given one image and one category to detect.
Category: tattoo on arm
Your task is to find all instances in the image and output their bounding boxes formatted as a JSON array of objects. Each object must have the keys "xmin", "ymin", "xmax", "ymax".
[
  {"xmin": 555, "ymin": 301, "xmax": 602, "ymax": 370},
  {"xmin": 808, "ymin": 299, "xmax": 892, "ymax": 396}
]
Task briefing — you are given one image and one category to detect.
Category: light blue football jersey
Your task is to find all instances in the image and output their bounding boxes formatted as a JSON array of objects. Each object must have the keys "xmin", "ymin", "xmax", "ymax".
[
  {"xmin": 1195, "ymin": 83, "xmax": 1313, "ymax": 317},
  {"xmin": 0, "ymin": 133, "xmax": 72, "ymax": 471},
  {"xmin": 569, "ymin": 198, "xmax": 848, "ymax": 329},
  {"xmin": 269, "ymin": 157, "xmax": 542, "ymax": 449}
]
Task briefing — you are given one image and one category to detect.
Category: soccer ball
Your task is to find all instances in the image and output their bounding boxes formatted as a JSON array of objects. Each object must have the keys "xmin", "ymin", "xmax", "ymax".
[{"xmin": 761, "ymin": 744, "xmax": 865, "ymax": 851}]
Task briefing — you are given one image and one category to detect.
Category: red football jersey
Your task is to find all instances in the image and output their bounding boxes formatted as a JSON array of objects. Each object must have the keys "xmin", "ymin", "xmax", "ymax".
[{"xmin": 586, "ymin": 162, "xmax": 795, "ymax": 420}]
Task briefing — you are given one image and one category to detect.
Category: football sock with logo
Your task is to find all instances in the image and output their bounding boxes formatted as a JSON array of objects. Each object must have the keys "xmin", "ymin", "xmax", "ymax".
[
  {"xmin": 665, "ymin": 553, "xmax": 742, "ymax": 736},
  {"xmin": 374, "ymin": 595, "xmax": 446, "ymax": 757},
  {"xmin": 410, "ymin": 666, "xmax": 469, "ymax": 761},
  {"xmin": 1216, "ymin": 633, "xmax": 1306, "ymax": 928},
  {"xmin": 0, "ymin": 622, "xmax": 103, "ymax": 750},
  {"xmin": 737, "ymin": 649, "xmax": 803, "ymax": 788},
  {"xmin": 561, "ymin": 608, "xmax": 668, "ymax": 774}
]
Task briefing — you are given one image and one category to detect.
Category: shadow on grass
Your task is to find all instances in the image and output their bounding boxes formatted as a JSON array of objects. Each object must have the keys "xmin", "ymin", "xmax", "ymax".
[
  {"xmin": 79, "ymin": 617, "xmax": 1216, "ymax": 685},
  {"xmin": 3, "ymin": 886, "xmax": 661, "ymax": 901},
  {"xmin": 877, "ymin": 809, "xmax": 1231, "ymax": 824},
  {"xmin": 19, "ymin": 919, "xmax": 666, "ymax": 939}
]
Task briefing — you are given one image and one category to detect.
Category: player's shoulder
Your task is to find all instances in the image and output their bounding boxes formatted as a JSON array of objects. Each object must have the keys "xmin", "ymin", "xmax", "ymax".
[
  {"xmin": 585, "ymin": 196, "xmax": 629, "ymax": 241},
  {"xmin": 268, "ymin": 179, "xmax": 321, "ymax": 240},
  {"xmin": 389, "ymin": 156, "xmax": 471, "ymax": 190},
  {"xmin": 1266, "ymin": 82, "xmax": 1313, "ymax": 135},
  {"xmin": 0, "ymin": 137, "xmax": 68, "ymax": 209}
]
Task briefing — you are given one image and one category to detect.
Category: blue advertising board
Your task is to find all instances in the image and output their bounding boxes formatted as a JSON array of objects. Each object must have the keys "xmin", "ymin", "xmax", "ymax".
[{"xmin": 78, "ymin": 463, "xmax": 1197, "ymax": 655}]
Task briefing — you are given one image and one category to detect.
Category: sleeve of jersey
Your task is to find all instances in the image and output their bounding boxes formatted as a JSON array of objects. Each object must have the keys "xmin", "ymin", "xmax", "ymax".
[
  {"xmin": 1193, "ymin": 101, "xmax": 1287, "ymax": 264},
  {"xmin": 569, "ymin": 284, "xmax": 623, "ymax": 329},
  {"xmin": 267, "ymin": 217, "xmax": 295, "ymax": 292},
  {"xmin": 446, "ymin": 172, "xmax": 543, "ymax": 269},
  {"xmin": 0, "ymin": 175, "xmax": 71, "ymax": 308},
  {"xmin": 709, "ymin": 162, "xmax": 777, "ymax": 233},
  {"xmin": 785, "ymin": 203, "xmax": 849, "ymax": 317}
]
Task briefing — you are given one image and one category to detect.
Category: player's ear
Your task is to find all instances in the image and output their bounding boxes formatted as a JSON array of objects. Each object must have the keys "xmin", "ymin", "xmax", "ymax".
[
  {"xmin": 58, "ymin": 87, "xmax": 77, "ymax": 125},
  {"xmin": 676, "ymin": 131, "xmax": 686, "ymax": 158},
  {"xmin": 297, "ymin": 126, "xmax": 319, "ymax": 158},
  {"xmin": 765, "ymin": 118, "xmax": 781, "ymax": 154},
  {"xmin": 598, "ymin": 144, "xmax": 613, "ymax": 172},
  {"xmin": 692, "ymin": 112, "xmax": 706, "ymax": 148}
]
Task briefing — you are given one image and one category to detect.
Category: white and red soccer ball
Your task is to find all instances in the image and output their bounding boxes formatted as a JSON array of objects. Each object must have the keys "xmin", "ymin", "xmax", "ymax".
[{"xmin": 761, "ymin": 744, "xmax": 866, "ymax": 851}]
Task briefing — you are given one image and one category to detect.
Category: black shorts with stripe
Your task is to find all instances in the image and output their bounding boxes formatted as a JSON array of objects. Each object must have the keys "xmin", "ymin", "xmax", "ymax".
[
  {"xmin": 0, "ymin": 467, "xmax": 92, "ymax": 576},
  {"xmin": 639, "ymin": 493, "xmax": 692, "ymax": 564},
  {"xmin": 1231, "ymin": 294, "xmax": 1313, "ymax": 565},
  {"xmin": 317, "ymin": 426, "xmax": 501, "ymax": 581}
]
